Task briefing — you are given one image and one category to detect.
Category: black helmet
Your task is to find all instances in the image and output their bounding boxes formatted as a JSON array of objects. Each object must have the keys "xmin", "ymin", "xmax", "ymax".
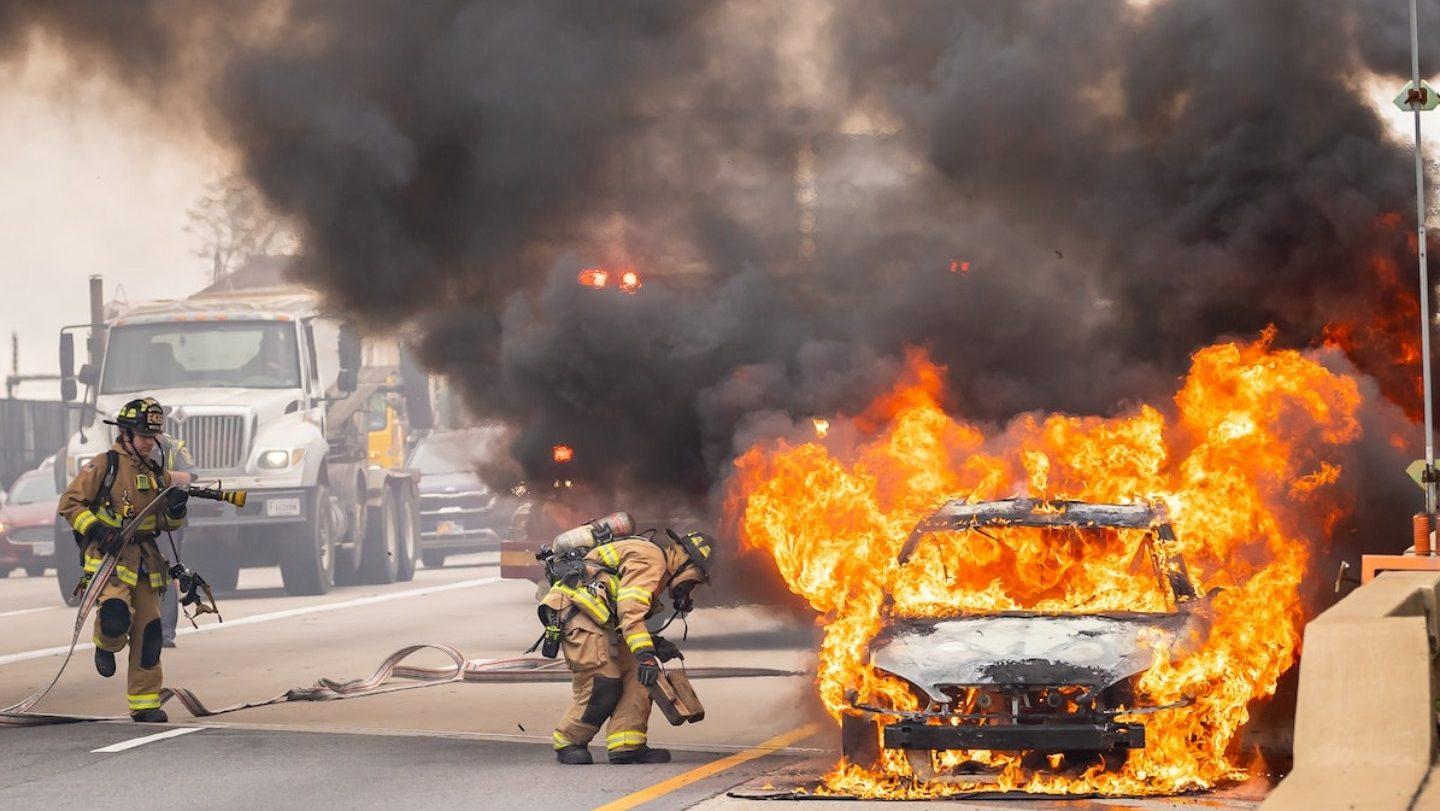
[
  {"xmin": 667, "ymin": 529, "xmax": 716, "ymax": 580},
  {"xmin": 107, "ymin": 397, "xmax": 166, "ymax": 437}
]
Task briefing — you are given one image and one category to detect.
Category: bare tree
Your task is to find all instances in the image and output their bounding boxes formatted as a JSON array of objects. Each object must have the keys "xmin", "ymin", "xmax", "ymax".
[{"xmin": 186, "ymin": 174, "xmax": 290, "ymax": 284}]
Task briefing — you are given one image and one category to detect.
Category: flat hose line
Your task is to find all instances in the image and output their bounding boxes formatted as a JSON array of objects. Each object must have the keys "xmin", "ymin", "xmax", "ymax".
[{"xmin": 1, "ymin": 575, "xmax": 800, "ymax": 727}]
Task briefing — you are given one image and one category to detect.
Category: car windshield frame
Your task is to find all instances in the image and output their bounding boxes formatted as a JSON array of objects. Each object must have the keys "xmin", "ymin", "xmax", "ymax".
[
  {"xmin": 408, "ymin": 442, "xmax": 474, "ymax": 475},
  {"xmin": 8, "ymin": 472, "xmax": 59, "ymax": 505},
  {"xmin": 100, "ymin": 320, "xmax": 303, "ymax": 393},
  {"xmin": 896, "ymin": 498, "xmax": 1198, "ymax": 610}
]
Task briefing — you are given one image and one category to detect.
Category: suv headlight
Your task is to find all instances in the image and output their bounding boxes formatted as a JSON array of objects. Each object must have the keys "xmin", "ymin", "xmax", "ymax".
[{"xmin": 258, "ymin": 448, "xmax": 306, "ymax": 470}]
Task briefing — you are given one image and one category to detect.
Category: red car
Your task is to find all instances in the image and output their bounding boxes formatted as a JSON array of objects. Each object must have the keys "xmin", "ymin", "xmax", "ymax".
[{"xmin": 0, "ymin": 467, "xmax": 60, "ymax": 577}]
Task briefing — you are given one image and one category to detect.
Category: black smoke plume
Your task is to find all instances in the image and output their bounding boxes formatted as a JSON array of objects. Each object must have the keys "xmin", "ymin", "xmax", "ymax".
[{"xmin": 2, "ymin": 0, "xmax": 1435, "ymax": 558}]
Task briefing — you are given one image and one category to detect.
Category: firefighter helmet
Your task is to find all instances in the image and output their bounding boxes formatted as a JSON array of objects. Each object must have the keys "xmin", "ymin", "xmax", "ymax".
[
  {"xmin": 108, "ymin": 397, "xmax": 166, "ymax": 436},
  {"xmin": 669, "ymin": 530, "xmax": 716, "ymax": 580}
]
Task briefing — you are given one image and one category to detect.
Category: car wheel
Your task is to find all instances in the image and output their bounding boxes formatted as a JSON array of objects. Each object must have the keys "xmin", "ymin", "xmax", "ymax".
[
  {"xmin": 840, "ymin": 712, "xmax": 882, "ymax": 770},
  {"xmin": 421, "ymin": 550, "xmax": 446, "ymax": 569},
  {"xmin": 280, "ymin": 483, "xmax": 335, "ymax": 596},
  {"xmin": 24, "ymin": 565, "xmax": 47, "ymax": 577},
  {"xmin": 358, "ymin": 485, "xmax": 400, "ymax": 584},
  {"xmin": 0, "ymin": 567, "xmax": 10, "ymax": 578}
]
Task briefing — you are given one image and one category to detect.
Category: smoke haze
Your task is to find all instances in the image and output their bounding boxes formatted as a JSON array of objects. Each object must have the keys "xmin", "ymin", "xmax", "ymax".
[{"xmin": 2, "ymin": 0, "xmax": 1433, "ymax": 563}]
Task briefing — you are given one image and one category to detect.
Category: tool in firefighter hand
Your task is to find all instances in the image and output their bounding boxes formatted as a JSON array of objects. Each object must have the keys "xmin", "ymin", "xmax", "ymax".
[
  {"xmin": 168, "ymin": 563, "xmax": 222, "ymax": 628},
  {"xmin": 2, "ymin": 482, "xmax": 246, "ymax": 722}
]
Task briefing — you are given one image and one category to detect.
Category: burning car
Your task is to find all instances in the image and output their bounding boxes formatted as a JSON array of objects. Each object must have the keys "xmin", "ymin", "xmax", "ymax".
[{"xmin": 841, "ymin": 498, "xmax": 1212, "ymax": 779}]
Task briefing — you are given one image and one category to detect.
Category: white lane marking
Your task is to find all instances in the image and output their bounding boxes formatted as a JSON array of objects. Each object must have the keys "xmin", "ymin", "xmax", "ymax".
[
  {"xmin": 91, "ymin": 726, "xmax": 204, "ymax": 753},
  {"xmin": 0, "ymin": 606, "xmax": 58, "ymax": 619},
  {"xmin": 0, "ymin": 576, "xmax": 503, "ymax": 667}
]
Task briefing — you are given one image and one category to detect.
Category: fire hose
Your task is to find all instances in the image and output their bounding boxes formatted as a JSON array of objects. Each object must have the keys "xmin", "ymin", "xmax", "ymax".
[{"xmin": 1, "ymin": 487, "xmax": 799, "ymax": 727}]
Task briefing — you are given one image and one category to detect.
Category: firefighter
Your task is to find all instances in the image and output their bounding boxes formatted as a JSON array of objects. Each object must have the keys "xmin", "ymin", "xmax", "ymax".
[
  {"xmin": 543, "ymin": 528, "xmax": 715, "ymax": 765},
  {"xmin": 57, "ymin": 397, "xmax": 188, "ymax": 722}
]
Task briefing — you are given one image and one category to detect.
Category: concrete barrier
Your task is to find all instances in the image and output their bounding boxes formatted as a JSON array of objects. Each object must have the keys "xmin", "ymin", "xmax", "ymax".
[{"xmin": 1262, "ymin": 571, "xmax": 1439, "ymax": 811}]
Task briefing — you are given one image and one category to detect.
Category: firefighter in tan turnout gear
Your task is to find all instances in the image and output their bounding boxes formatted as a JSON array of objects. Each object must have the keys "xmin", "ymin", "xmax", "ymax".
[
  {"xmin": 57, "ymin": 397, "xmax": 188, "ymax": 722},
  {"xmin": 538, "ymin": 513, "xmax": 715, "ymax": 765}
]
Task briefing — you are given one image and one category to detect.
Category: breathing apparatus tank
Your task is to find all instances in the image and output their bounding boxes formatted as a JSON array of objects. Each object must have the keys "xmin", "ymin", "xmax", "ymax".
[{"xmin": 550, "ymin": 511, "xmax": 636, "ymax": 555}]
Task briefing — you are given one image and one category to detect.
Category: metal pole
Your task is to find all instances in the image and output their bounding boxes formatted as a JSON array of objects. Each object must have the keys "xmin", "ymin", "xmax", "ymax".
[{"xmin": 1410, "ymin": 0, "xmax": 1437, "ymax": 520}]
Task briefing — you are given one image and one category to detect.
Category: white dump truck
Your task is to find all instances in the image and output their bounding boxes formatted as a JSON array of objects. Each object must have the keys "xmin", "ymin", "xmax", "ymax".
[{"xmin": 52, "ymin": 273, "xmax": 430, "ymax": 603}]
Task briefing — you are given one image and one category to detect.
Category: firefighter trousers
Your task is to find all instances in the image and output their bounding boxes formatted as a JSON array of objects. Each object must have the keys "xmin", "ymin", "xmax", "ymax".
[
  {"xmin": 92, "ymin": 571, "xmax": 165, "ymax": 715},
  {"xmin": 553, "ymin": 623, "xmax": 652, "ymax": 755}
]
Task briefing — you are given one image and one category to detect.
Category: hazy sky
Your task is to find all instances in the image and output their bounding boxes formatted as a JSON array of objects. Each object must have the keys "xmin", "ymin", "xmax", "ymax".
[{"xmin": 0, "ymin": 42, "xmax": 221, "ymax": 395}]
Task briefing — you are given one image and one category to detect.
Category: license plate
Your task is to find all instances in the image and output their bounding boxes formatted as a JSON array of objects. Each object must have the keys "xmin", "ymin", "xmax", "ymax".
[
  {"xmin": 267, "ymin": 498, "xmax": 302, "ymax": 518},
  {"xmin": 437, "ymin": 520, "xmax": 464, "ymax": 536},
  {"xmin": 33, "ymin": 541, "xmax": 53, "ymax": 557}
]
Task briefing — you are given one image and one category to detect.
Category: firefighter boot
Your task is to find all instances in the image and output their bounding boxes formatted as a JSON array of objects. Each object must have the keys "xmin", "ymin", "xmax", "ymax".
[
  {"xmin": 555, "ymin": 745, "xmax": 594, "ymax": 765},
  {"xmin": 130, "ymin": 708, "xmax": 168, "ymax": 723},
  {"xmin": 608, "ymin": 745, "xmax": 671, "ymax": 765},
  {"xmin": 94, "ymin": 648, "xmax": 116, "ymax": 678}
]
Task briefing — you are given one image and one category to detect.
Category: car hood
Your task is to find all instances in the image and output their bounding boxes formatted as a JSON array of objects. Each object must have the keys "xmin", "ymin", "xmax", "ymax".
[
  {"xmin": 870, "ymin": 607, "xmax": 1210, "ymax": 703},
  {"xmin": 2, "ymin": 501, "xmax": 58, "ymax": 527}
]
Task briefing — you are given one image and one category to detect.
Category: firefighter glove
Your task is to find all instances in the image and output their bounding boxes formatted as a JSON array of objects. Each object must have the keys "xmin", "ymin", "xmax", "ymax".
[
  {"xmin": 636, "ymin": 653, "xmax": 662, "ymax": 686},
  {"xmin": 88, "ymin": 524, "xmax": 123, "ymax": 556},
  {"xmin": 653, "ymin": 635, "xmax": 683, "ymax": 663},
  {"xmin": 164, "ymin": 488, "xmax": 189, "ymax": 520}
]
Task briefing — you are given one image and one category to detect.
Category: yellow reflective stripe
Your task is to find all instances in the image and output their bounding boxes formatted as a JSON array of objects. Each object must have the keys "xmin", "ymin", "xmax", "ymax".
[
  {"xmin": 553, "ymin": 732, "xmax": 573, "ymax": 750},
  {"xmin": 93, "ymin": 634, "xmax": 125, "ymax": 651},
  {"xmin": 114, "ymin": 565, "xmax": 139, "ymax": 587},
  {"xmin": 72, "ymin": 510, "xmax": 98, "ymax": 535},
  {"xmin": 605, "ymin": 730, "xmax": 647, "ymax": 750},
  {"xmin": 553, "ymin": 584, "xmax": 610, "ymax": 624},
  {"xmin": 83, "ymin": 555, "xmax": 103, "ymax": 573},
  {"xmin": 625, "ymin": 631, "xmax": 654, "ymax": 653},
  {"xmin": 94, "ymin": 510, "xmax": 122, "ymax": 528},
  {"xmin": 147, "ymin": 572, "xmax": 167, "ymax": 588},
  {"xmin": 127, "ymin": 693, "xmax": 162, "ymax": 710},
  {"xmin": 596, "ymin": 544, "xmax": 620, "ymax": 568},
  {"xmin": 603, "ymin": 574, "xmax": 619, "ymax": 601},
  {"xmin": 617, "ymin": 587, "xmax": 651, "ymax": 606}
]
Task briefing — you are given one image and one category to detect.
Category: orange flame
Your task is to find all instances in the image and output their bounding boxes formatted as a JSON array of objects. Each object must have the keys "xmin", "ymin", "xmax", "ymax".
[
  {"xmin": 578, "ymin": 268, "xmax": 609, "ymax": 289},
  {"xmin": 730, "ymin": 334, "xmax": 1361, "ymax": 797},
  {"xmin": 552, "ymin": 444, "xmax": 574, "ymax": 463},
  {"xmin": 813, "ymin": 418, "xmax": 830, "ymax": 438}
]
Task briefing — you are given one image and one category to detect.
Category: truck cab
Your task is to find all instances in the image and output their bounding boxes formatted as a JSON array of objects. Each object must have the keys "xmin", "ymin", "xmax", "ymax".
[{"xmin": 53, "ymin": 286, "xmax": 425, "ymax": 603}]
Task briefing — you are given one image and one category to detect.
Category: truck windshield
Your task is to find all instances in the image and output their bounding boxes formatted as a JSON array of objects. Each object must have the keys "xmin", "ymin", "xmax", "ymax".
[{"xmin": 101, "ymin": 321, "xmax": 302, "ymax": 393}]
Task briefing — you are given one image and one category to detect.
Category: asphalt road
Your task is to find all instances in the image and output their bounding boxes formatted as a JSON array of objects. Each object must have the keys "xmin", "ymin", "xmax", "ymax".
[{"xmin": 0, "ymin": 557, "xmax": 1265, "ymax": 809}]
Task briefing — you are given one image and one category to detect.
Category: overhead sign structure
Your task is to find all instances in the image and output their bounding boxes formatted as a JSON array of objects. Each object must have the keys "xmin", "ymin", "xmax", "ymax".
[{"xmin": 1395, "ymin": 80, "xmax": 1440, "ymax": 112}]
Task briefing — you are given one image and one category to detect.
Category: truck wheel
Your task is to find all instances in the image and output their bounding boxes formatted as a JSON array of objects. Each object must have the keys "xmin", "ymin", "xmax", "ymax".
[
  {"xmin": 333, "ymin": 479, "xmax": 367, "ymax": 586},
  {"xmin": 55, "ymin": 527, "xmax": 82, "ymax": 607},
  {"xmin": 24, "ymin": 565, "xmax": 47, "ymax": 577},
  {"xmin": 358, "ymin": 485, "xmax": 400, "ymax": 584},
  {"xmin": 280, "ymin": 483, "xmax": 336, "ymax": 596},
  {"xmin": 0, "ymin": 567, "xmax": 10, "ymax": 578},
  {"xmin": 840, "ymin": 712, "xmax": 882, "ymax": 770},
  {"xmin": 394, "ymin": 484, "xmax": 418, "ymax": 582},
  {"xmin": 420, "ymin": 550, "xmax": 446, "ymax": 569}
]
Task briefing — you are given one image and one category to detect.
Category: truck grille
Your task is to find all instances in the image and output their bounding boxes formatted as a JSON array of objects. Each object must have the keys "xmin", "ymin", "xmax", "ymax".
[{"xmin": 169, "ymin": 415, "xmax": 247, "ymax": 470}]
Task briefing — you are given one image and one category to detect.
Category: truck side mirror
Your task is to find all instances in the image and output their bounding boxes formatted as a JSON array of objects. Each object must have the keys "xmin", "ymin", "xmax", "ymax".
[
  {"xmin": 337, "ymin": 368, "xmax": 359, "ymax": 394},
  {"xmin": 59, "ymin": 333, "xmax": 76, "ymax": 401},
  {"xmin": 78, "ymin": 363, "xmax": 97, "ymax": 387},
  {"xmin": 338, "ymin": 325, "xmax": 362, "ymax": 373}
]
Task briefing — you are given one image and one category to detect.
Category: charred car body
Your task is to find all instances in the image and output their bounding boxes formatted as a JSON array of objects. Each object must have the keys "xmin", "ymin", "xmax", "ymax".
[{"xmin": 843, "ymin": 498, "xmax": 1210, "ymax": 776}]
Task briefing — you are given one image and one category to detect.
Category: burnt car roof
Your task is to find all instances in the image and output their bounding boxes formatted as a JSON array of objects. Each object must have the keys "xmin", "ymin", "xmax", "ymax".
[
  {"xmin": 918, "ymin": 498, "xmax": 1166, "ymax": 531},
  {"xmin": 898, "ymin": 498, "xmax": 1171, "ymax": 565}
]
